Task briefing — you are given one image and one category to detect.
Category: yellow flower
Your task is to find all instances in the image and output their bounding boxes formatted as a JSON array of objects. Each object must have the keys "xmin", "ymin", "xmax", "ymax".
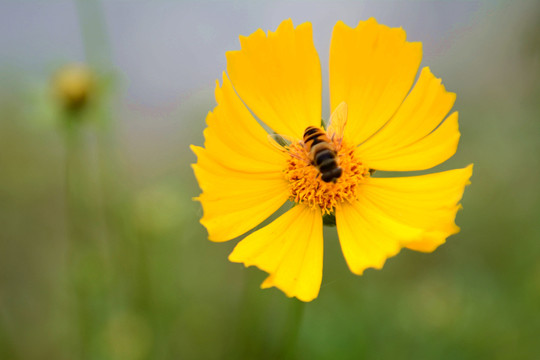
[{"xmin": 191, "ymin": 18, "xmax": 473, "ymax": 302}]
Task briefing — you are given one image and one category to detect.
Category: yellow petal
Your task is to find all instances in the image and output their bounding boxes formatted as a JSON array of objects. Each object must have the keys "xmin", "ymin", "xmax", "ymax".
[
  {"xmin": 204, "ymin": 72, "xmax": 286, "ymax": 172},
  {"xmin": 336, "ymin": 199, "xmax": 420, "ymax": 275},
  {"xmin": 358, "ymin": 67, "xmax": 460, "ymax": 171},
  {"xmin": 192, "ymin": 146, "xmax": 289, "ymax": 242},
  {"xmin": 229, "ymin": 205, "xmax": 323, "ymax": 302},
  {"xmin": 227, "ymin": 19, "xmax": 321, "ymax": 139},
  {"xmin": 336, "ymin": 165, "xmax": 473, "ymax": 274},
  {"xmin": 191, "ymin": 74, "xmax": 290, "ymax": 242},
  {"xmin": 329, "ymin": 18, "xmax": 422, "ymax": 146}
]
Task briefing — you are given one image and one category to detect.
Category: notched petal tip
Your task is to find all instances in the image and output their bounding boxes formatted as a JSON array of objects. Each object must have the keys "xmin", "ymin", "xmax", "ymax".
[
  {"xmin": 227, "ymin": 249, "xmax": 244, "ymax": 263},
  {"xmin": 330, "ymin": 15, "xmax": 423, "ymax": 147},
  {"xmin": 453, "ymin": 164, "xmax": 473, "ymax": 190},
  {"xmin": 238, "ymin": 28, "xmax": 266, "ymax": 48},
  {"xmin": 261, "ymin": 275, "xmax": 317, "ymax": 302},
  {"xmin": 465, "ymin": 163, "xmax": 474, "ymax": 179},
  {"xmin": 224, "ymin": 50, "xmax": 239, "ymax": 62},
  {"xmin": 211, "ymin": 72, "xmax": 227, "ymax": 100},
  {"xmin": 226, "ymin": 16, "xmax": 322, "ymax": 139},
  {"xmin": 338, "ymin": 164, "xmax": 473, "ymax": 270},
  {"xmin": 347, "ymin": 245, "xmax": 403, "ymax": 276},
  {"xmin": 339, "ymin": 17, "xmax": 378, "ymax": 30},
  {"xmin": 332, "ymin": 19, "xmax": 347, "ymax": 31},
  {"xmin": 336, "ymin": 201, "xmax": 408, "ymax": 277},
  {"xmin": 272, "ymin": 18, "xmax": 294, "ymax": 34},
  {"xmin": 227, "ymin": 206, "xmax": 323, "ymax": 302},
  {"xmin": 260, "ymin": 275, "xmax": 273, "ymax": 289},
  {"xmin": 189, "ymin": 144, "xmax": 201, "ymax": 154},
  {"xmin": 365, "ymin": 17, "xmax": 378, "ymax": 24},
  {"xmin": 207, "ymin": 233, "xmax": 227, "ymax": 243}
]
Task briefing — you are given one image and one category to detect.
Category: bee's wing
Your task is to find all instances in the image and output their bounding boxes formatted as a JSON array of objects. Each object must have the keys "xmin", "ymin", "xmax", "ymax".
[
  {"xmin": 268, "ymin": 134, "xmax": 306, "ymax": 162},
  {"xmin": 268, "ymin": 133, "xmax": 298, "ymax": 151},
  {"xmin": 326, "ymin": 101, "xmax": 348, "ymax": 147}
]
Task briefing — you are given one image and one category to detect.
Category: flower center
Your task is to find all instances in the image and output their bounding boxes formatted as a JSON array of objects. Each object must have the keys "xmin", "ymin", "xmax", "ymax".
[{"xmin": 283, "ymin": 135, "xmax": 371, "ymax": 214}]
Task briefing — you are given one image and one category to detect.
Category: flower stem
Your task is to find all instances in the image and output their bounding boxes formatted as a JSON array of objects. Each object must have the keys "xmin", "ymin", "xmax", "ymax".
[
  {"xmin": 282, "ymin": 299, "xmax": 305, "ymax": 359},
  {"xmin": 63, "ymin": 115, "xmax": 89, "ymax": 359}
]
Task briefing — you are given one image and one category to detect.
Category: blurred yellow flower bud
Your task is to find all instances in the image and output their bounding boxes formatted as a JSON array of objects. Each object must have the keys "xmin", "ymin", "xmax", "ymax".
[{"xmin": 53, "ymin": 63, "xmax": 94, "ymax": 112}]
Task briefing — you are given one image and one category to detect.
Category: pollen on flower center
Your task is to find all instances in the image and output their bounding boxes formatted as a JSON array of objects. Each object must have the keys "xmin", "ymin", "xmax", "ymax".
[{"xmin": 284, "ymin": 138, "xmax": 371, "ymax": 214}]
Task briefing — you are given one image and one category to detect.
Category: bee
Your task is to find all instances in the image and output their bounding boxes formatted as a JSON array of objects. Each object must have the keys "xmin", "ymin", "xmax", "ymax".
[
  {"xmin": 269, "ymin": 102, "xmax": 348, "ymax": 183},
  {"xmin": 302, "ymin": 126, "xmax": 341, "ymax": 182}
]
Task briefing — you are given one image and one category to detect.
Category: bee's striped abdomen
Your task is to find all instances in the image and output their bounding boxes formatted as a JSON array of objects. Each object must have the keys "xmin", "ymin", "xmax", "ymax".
[{"xmin": 303, "ymin": 126, "xmax": 343, "ymax": 183}]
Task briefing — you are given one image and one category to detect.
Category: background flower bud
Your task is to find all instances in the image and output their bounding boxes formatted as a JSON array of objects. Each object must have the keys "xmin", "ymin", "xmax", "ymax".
[{"xmin": 53, "ymin": 63, "xmax": 94, "ymax": 112}]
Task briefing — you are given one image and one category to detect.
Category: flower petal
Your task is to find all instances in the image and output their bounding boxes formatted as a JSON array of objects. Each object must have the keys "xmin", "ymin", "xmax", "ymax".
[
  {"xmin": 329, "ymin": 18, "xmax": 422, "ymax": 146},
  {"xmin": 227, "ymin": 19, "xmax": 322, "ymax": 139},
  {"xmin": 336, "ymin": 165, "xmax": 473, "ymax": 275},
  {"xmin": 358, "ymin": 67, "xmax": 460, "ymax": 171},
  {"xmin": 229, "ymin": 205, "xmax": 323, "ymax": 302},
  {"xmin": 204, "ymin": 73, "xmax": 286, "ymax": 172},
  {"xmin": 191, "ymin": 74, "xmax": 290, "ymax": 242}
]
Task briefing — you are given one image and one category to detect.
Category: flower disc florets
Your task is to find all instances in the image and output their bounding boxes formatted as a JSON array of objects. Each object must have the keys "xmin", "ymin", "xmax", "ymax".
[{"xmin": 284, "ymin": 137, "xmax": 371, "ymax": 214}]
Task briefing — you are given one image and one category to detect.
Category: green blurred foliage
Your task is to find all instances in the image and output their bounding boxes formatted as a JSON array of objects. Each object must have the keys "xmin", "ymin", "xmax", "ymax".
[{"xmin": 1, "ymin": 2, "xmax": 540, "ymax": 360}]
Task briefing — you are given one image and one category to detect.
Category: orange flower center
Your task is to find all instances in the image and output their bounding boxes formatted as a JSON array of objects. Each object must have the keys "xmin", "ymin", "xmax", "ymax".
[{"xmin": 284, "ymin": 136, "xmax": 371, "ymax": 214}]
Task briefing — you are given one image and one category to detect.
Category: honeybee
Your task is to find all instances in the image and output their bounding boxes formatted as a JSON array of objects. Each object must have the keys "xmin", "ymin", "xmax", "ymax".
[{"xmin": 269, "ymin": 102, "xmax": 348, "ymax": 183}]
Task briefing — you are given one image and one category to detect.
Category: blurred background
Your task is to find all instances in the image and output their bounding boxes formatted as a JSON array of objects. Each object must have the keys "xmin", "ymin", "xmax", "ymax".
[{"xmin": 1, "ymin": 1, "xmax": 539, "ymax": 359}]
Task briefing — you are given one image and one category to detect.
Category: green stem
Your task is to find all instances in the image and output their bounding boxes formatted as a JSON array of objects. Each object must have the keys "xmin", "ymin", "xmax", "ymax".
[
  {"xmin": 75, "ymin": 0, "xmax": 120, "ymax": 286},
  {"xmin": 63, "ymin": 116, "xmax": 89, "ymax": 359},
  {"xmin": 283, "ymin": 299, "xmax": 306, "ymax": 359},
  {"xmin": 74, "ymin": 2, "xmax": 144, "ymax": 357},
  {"xmin": 62, "ymin": 3, "xmax": 117, "ymax": 359}
]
